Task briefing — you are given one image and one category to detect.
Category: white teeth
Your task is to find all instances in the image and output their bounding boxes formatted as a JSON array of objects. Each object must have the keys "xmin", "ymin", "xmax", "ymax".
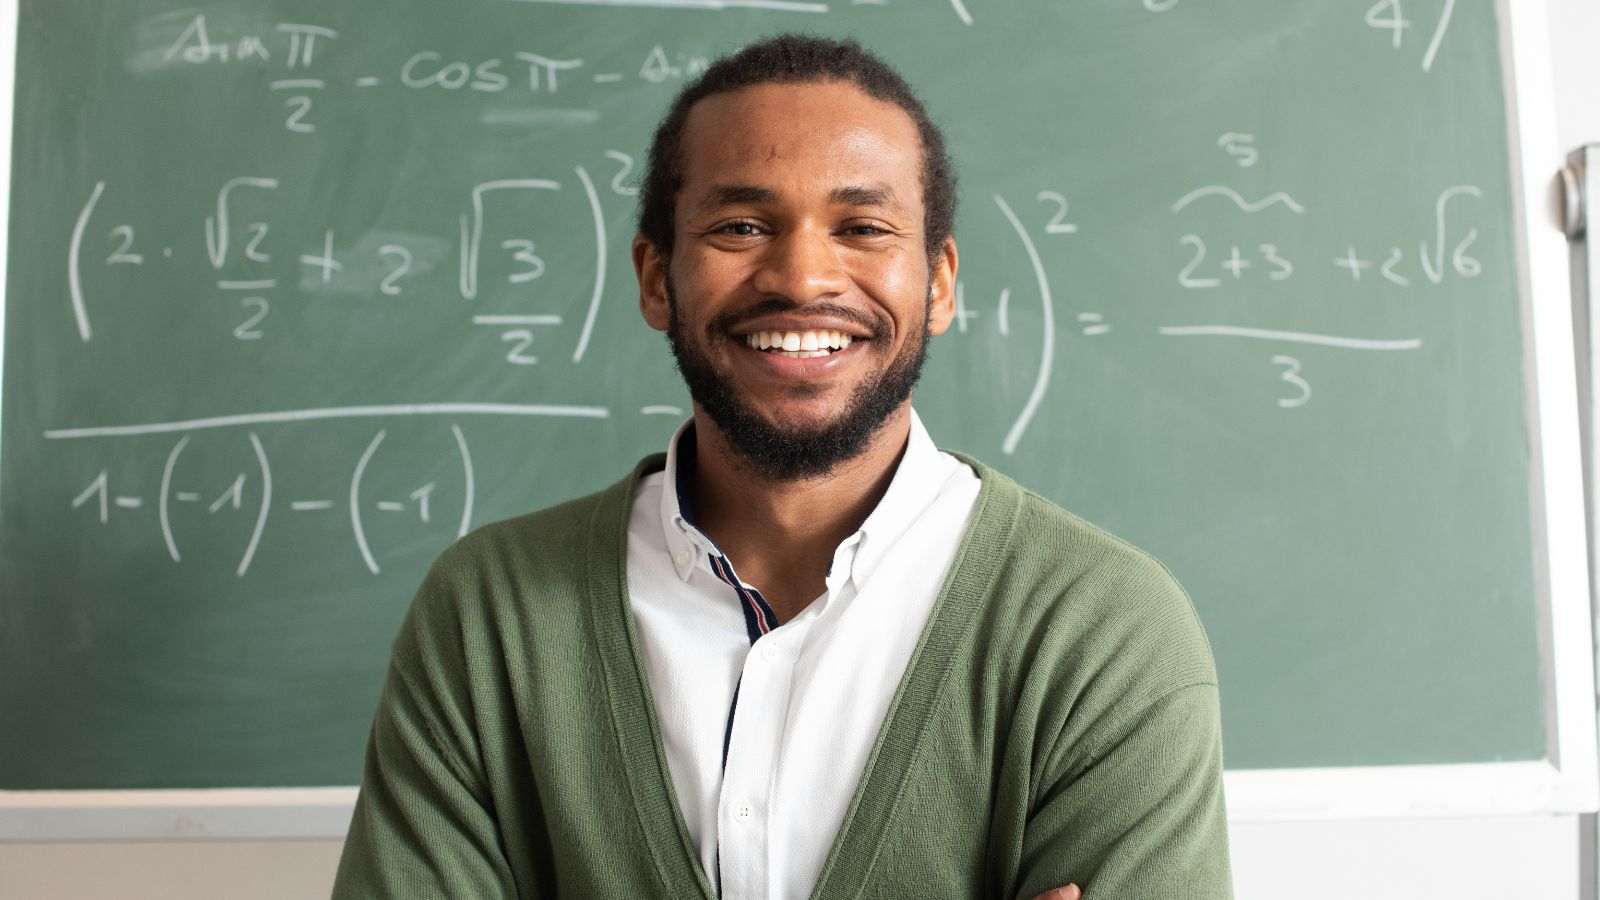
[{"xmin": 744, "ymin": 329, "xmax": 859, "ymax": 354}]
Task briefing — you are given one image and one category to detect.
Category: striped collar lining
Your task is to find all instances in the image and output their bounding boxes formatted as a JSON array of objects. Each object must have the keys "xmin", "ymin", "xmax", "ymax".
[{"xmin": 656, "ymin": 409, "xmax": 956, "ymax": 596}]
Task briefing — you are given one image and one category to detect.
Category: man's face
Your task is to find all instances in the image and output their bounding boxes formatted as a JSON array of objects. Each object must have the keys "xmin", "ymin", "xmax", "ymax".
[{"xmin": 634, "ymin": 80, "xmax": 958, "ymax": 479}]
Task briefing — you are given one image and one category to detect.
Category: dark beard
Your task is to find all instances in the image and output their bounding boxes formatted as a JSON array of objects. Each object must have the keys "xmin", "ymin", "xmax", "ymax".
[{"xmin": 665, "ymin": 279, "xmax": 930, "ymax": 481}]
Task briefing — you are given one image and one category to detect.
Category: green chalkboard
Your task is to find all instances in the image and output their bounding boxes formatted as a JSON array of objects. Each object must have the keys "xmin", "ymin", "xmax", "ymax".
[{"xmin": 1, "ymin": 0, "xmax": 1544, "ymax": 789}]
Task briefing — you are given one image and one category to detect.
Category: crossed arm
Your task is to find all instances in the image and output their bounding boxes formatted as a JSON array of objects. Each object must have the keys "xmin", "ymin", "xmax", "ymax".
[{"xmin": 1010, "ymin": 682, "xmax": 1234, "ymax": 899}]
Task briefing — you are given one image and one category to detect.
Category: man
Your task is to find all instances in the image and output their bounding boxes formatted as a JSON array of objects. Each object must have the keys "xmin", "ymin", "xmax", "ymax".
[{"xmin": 333, "ymin": 34, "xmax": 1232, "ymax": 900}]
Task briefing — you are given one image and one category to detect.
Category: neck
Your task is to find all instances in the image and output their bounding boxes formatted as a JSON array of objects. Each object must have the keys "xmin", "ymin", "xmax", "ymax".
[{"xmin": 687, "ymin": 405, "xmax": 912, "ymax": 620}]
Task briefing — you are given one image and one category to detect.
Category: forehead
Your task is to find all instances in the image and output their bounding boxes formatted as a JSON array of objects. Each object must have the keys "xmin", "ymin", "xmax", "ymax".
[{"xmin": 676, "ymin": 80, "xmax": 924, "ymax": 210}]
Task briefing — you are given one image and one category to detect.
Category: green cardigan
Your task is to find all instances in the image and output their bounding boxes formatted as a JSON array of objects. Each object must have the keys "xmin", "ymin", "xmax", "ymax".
[{"xmin": 332, "ymin": 454, "xmax": 1234, "ymax": 899}]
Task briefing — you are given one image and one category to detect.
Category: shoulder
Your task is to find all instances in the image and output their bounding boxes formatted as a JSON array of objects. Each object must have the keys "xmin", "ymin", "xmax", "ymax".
[
  {"xmin": 959, "ymin": 457, "xmax": 1219, "ymax": 704},
  {"xmin": 435, "ymin": 489, "xmax": 611, "ymax": 579},
  {"xmin": 404, "ymin": 454, "xmax": 660, "ymax": 631}
]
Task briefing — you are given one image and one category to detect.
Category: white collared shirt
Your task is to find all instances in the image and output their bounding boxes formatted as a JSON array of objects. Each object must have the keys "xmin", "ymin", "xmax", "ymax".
[{"xmin": 625, "ymin": 409, "xmax": 981, "ymax": 900}]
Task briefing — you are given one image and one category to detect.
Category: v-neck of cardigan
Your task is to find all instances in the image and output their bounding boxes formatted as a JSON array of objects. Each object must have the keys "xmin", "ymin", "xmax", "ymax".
[{"xmin": 584, "ymin": 449, "xmax": 1023, "ymax": 900}]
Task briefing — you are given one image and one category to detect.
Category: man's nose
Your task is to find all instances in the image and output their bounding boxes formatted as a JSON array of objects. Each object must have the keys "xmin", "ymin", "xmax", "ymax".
[{"xmin": 750, "ymin": 225, "xmax": 850, "ymax": 303}]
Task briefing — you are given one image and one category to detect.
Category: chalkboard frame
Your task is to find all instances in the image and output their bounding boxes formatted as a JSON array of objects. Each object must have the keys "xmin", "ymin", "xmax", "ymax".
[{"xmin": 0, "ymin": 0, "xmax": 1593, "ymax": 840}]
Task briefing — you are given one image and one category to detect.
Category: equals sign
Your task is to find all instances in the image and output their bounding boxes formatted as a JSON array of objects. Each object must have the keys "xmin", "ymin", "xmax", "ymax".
[{"xmin": 1077, "ymin": 313, "xmax": 1110, "ymax": 336}]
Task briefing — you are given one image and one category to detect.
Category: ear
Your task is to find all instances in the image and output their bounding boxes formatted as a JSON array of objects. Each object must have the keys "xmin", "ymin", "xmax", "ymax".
[
  {"xmin": 925, "ymin": 236, "xmax": 959, "ymax": 337},
  {"xmin": 633, "ymin": 234, "xmax": 671, "ymax": 333}
]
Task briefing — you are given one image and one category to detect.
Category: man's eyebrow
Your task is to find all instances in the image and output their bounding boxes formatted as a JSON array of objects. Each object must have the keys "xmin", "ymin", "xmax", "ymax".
[
  {"xmin": 830, "ymin": 184, "xmax": 898, "ymax": 207},
  {"xmin": 700, "ymin": 184, "xmax": 779, "ymax": 211},
  {"xmin": 694, "ymin": 183, "xmax": 901, "ymax": 213}
]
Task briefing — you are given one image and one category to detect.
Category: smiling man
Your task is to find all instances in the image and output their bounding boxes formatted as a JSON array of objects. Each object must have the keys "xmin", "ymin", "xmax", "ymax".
[{"xmin": 334, "ymin": 34, "xmax": 1233, "ymax": 900}]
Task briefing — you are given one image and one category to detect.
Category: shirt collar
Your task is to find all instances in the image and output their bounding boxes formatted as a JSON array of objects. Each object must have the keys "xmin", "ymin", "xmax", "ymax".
[
  {"xmin": 656, "ymin": 408, "xmax": 951, "ymax": 588},
  {"xmin": 840, "ymin": 408, "xmax": 950, "ymax": 589},
  {"xmin": 659, "ymin": 417, "xmax": 714, "ymax": 581}
]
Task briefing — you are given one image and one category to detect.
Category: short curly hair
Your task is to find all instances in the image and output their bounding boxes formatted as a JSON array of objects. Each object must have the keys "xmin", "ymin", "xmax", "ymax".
[{"xmin": 636, "ymin": 33, "xmax": 958, "ymax": 264}]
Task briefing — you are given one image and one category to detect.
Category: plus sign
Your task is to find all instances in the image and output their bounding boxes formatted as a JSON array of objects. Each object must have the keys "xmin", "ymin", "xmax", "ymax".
[
  {"xmin": 298, "ymin": 230, "xmax": 343, "ymax": 285},
  {"xmin": 953, "ymin": 281, "xmax": 979, "ymax": 334},
  {"xmin": 1222, "ymin": 245, "xmax": 1252, "ymax": 279},
  {"xmin": 1334, "ymin": 246, "xmax": 1372, "ymax": 281}
]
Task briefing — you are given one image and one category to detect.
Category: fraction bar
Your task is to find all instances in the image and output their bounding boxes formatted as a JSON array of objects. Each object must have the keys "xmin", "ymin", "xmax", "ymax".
[
  {"xmin": 44, "ymin": 403, "xmax": 610, "ymax": 439},
  {"xmin": 471, "ymin": 315, "xmax": 563, "ymax": 326},
  {"xmin": 1158, "ymin": 325, "xmax": 1422, "ymax": 351}
]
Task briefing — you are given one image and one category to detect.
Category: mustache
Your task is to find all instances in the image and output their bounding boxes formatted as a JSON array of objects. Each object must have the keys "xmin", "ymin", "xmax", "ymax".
[{"xmin": 708, "ymin": 298, "xmax": 885, "ymax": 339}]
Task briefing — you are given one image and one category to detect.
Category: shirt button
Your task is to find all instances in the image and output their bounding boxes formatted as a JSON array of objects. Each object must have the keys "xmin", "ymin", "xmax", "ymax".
[
  {"xmin": 735, "ymin": 801, "xmax": 753, "ymax": 821},
  {"xmin": 760, "ymin": 641, "xmax": 779, "ymax": 661},
  {"xmin": 672, "ymin": 549, "xmax": 691, "ymax": 570}
]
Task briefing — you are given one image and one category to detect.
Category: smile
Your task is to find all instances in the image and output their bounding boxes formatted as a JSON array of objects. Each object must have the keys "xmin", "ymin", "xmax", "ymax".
[{"xmin": 742, "ymin": 329, "xmax": 855, "ymax": 359}]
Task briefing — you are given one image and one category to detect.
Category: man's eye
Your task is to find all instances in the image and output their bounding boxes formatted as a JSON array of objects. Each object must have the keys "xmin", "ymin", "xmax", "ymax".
[
  {"xmin": 844, "ymin": 224, "xmax": 889, "ymax": 237},
  {"xmin": 716, "ymin": 221, "xmax": 762, "ymax": 236}
]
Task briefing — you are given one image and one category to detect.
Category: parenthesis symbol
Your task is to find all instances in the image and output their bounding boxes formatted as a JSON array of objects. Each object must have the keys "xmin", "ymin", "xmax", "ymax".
[
  {"xmin": 572, "ymin": 165, "xmax": 606, "ymax": 363},
  {"xmin": 159, "ymin": 434, "xmax": 191, "ymax": 562},
  {"xmin": 451, "ymin": 424, "xmax": 475, "ymax": 538},
  {"xmin": 237, "ymin": 432, "xmax": 271, "ymax": 576},
  {"xmin": 351, "ymin": 430, "xmax": 386, "ymax": 574},
  {"xmin": 993, "ymin": 195, "xmax": 1057, "ymax": 456},
  {"xmin": 69, "ymin": 181, "xmax": 106, "ymax": 342}
]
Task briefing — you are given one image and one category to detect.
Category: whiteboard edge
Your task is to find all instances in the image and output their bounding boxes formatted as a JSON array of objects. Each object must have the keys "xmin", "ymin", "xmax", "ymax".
[
  {"xmin": 1224, "ymin": 761, "xmax": 1591, "ymax": 822},
  {"xmin": 1499, "ymin": 0, "xmax": 1600, "ymax": 813},
  {"xmin": 2, "ymin": 760, "xmax": 1594, "ymax": 841},
  {"xmin": 0, "ymin": 788, "xmax": 357, "ymax": 840}
]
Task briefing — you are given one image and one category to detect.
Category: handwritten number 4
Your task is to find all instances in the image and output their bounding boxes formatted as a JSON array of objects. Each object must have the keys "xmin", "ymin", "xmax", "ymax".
[
  {"xmin": 1365, "ymin": 0, "xmax": 1455, "ymax": 72},
  {"xmin": 1365, "ymin": 0, "xmax": 1410, "ymax": 48}
]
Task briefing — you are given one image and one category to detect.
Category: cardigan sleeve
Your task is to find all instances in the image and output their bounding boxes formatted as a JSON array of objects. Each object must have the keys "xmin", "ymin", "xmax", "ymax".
[
  {"xmin": 331, "ymin": 560, "xmax": 526, "ymax": 899},
  {"xmin": 1011, "ymin": 682, "xmax": 1234, "ymax": 900}
]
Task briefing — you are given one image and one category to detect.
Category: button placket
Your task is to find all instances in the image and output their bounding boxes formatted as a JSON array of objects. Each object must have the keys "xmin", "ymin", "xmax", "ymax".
[{"xmin": 719, "ymin": 636, "xmax": 791, "ymax": 899}]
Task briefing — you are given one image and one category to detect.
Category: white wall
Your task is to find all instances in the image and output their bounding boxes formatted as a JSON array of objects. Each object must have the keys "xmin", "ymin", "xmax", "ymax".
[
  {"xmin": 3, "ymin": 1, "xmax": 1598, "ymax": 897},
  {"xmin": 1551, "ymin": 0, "xmax": 1600, "ymax": 152}
]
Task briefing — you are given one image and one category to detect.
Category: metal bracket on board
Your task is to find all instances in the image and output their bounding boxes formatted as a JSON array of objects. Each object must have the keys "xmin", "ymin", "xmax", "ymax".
[{"xmin": 1564, "ymin": 152, "xmax": 1587, "ymax": 240}]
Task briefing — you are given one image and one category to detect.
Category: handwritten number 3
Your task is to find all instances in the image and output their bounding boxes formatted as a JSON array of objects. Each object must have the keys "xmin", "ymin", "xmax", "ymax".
[{"xmin": 1273, "ymin": 355, "xmax": 1311, "ymax": 408}]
